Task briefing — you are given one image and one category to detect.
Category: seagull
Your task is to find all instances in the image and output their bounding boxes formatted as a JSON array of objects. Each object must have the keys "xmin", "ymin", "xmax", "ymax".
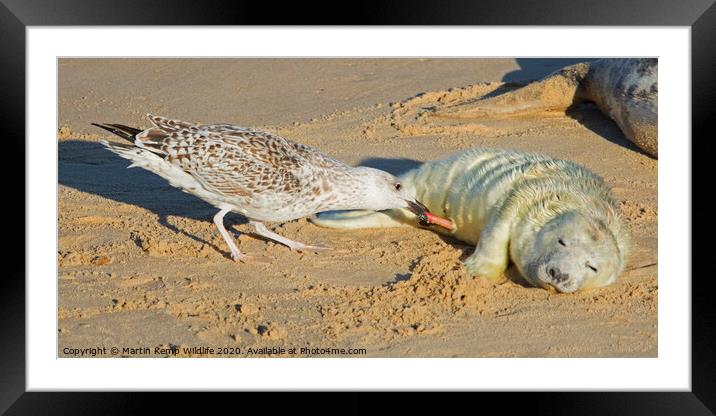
[{"xmin": 93, "ymin": 114, "xmax": 432, "ymax": 262}]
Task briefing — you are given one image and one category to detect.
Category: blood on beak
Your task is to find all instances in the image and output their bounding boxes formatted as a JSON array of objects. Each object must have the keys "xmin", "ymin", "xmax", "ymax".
[
  {"xmin": 405, "ymin": 200, "xmax": 456, "ymax": 231},
  {"xmin": 422, "ymin": 212, "xmax": 457, "ymax": 231}
]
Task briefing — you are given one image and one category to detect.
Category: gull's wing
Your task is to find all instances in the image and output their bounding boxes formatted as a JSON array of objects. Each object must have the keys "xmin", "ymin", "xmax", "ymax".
[{"xmin": 135, "ymin": 115, "xmax": 344, "ymax": 199}]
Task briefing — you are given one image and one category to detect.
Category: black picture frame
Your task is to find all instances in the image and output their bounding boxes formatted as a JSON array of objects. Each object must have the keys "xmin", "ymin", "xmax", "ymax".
[{"xmin": 2, "ymin": 0, "xmax": 708, "ymax": 413}]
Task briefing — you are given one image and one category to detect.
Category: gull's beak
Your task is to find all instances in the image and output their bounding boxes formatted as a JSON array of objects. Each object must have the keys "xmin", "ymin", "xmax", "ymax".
[
  {"xmin": 404, "ymin": 200, "xmax": 456, "ymax": 231},
  {"xmin": 405, "ymin": 199, "xmax": 429, "ymax": 216},
  {"xmin": 404, "ymin": 199, "xmax": 457, "ymax": 231}
]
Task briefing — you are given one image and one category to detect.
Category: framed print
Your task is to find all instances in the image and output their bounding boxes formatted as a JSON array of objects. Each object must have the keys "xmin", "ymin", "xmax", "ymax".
[{"xmin": 3, "ymin": 0, "xmax": 710, "ymax": 413}]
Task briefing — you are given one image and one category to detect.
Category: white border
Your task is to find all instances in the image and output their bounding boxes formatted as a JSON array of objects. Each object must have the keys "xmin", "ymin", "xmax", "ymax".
[{"xmin": 29, "ymin": 27, "xmax": 690, "ymax": 391}]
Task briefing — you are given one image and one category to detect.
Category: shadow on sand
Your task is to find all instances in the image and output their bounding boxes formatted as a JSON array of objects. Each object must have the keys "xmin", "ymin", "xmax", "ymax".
[
  {"xmin": 502, "ymin": 58, "xmax": 598, "ymax": 83},
  {"xmin": 59, "ymin": 140, "xmax": 249, "ymax": 252},
  {"xmin": 357, "ymin": 156, "xmax": 423, "ymax": 176},
  {"xmin": 565, "ymin": 103, "xmax": 650, "ymax": 157}
]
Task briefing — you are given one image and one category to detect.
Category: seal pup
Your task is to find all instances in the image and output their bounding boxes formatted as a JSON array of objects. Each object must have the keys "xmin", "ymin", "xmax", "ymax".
[
  {"xmin": 312, "ymin": 148, "xmax": 631, "ymax": 293},
  {"xmin": 93, "ymin": 114, "xmax": 439, "ymax": 263},
  {"xmin": 434, "ymin": 59, "xmax": 658, "ymax": 157}
]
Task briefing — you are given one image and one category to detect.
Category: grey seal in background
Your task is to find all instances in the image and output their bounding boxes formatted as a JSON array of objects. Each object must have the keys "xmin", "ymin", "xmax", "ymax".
[{"xmin": 436, "ymin": 59, "xmax": 658, "ymax": 157}]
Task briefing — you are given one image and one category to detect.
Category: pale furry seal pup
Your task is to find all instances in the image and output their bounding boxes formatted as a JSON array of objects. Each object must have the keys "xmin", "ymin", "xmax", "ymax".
[
  {"xmin": 312, "ymin": 148, "xmax": 631, "ymax": 293},
  {"xmin": 436, "ymin": 59, "xmax": 658, "ymax": 157}
]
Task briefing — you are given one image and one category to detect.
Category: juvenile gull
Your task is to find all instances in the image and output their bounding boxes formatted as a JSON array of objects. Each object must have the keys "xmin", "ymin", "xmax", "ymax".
[{"xmin": 94, "ymin": 114, "xmax": 433, "ymax": 262}]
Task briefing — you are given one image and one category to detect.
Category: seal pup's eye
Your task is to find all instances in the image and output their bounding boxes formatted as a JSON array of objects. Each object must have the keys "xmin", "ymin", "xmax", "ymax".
[
  {"xmin": 394, "ymin": 183, "xmax": 402, "ymax": 191},
  {"xmin": 586, "ymin": 264, "xmax": 598, "ymax": 272},
  {"xmin": 558, "ymin": 238, "xmax": 567, "ymax": 247}
]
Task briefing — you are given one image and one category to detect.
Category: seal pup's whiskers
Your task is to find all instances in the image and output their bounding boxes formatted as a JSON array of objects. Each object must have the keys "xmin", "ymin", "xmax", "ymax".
[{"xmin": 94, "ymin": 114, "xmax": 441, "ymax": 263}]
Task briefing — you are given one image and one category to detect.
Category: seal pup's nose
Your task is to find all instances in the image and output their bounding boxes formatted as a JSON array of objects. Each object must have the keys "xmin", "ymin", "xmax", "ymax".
[{"xmin": 547, "ymin": 267, "xmax": 570, "ymax": 283}]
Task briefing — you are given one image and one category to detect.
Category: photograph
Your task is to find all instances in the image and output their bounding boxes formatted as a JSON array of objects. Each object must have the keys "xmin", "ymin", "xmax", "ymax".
[
  {"xmin": 2, "ymin": 0, "xmax": 708, "ymax": 408},
  {"xmin": 57, "ymin": 57, "xmax": 658, "ymax": 358}
]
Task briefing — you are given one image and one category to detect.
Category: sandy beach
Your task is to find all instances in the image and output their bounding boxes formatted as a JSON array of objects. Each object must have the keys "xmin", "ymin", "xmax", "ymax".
[{"xmin": 58, "ymin": 58, "xmax": 657, "ymax": 357}]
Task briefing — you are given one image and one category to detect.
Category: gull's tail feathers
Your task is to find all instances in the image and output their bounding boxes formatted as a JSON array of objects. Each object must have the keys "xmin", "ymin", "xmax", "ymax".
[
  {"xmin": 91, "ymin": 123, "xmax": 142, "ymax": 143},
  {"xmin": 99, "ymin": 139, "xmax": 164, "ymax": 170}
]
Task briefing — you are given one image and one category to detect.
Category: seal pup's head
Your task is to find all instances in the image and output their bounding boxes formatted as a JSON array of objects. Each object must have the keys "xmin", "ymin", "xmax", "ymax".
[{"xmin": 520, "ymin": 211, "xmax": 627, "ymax": 293}]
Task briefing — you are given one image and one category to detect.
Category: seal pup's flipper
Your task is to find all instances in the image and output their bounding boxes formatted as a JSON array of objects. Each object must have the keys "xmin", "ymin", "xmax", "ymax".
[
  {"xmin": 310, "ymin": 209, "xmax": 413, "ymax": 230},
  {"xmin": 433, "ymin": 62, "xmax": 592, "ymax": 119}
]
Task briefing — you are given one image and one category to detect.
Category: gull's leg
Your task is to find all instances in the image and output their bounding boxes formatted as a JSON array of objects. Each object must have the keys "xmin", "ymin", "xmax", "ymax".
[
  {"xmin": 250, "ymin": 221, "xmax": 331, "ymax": 253},
  {"xmin": 213, "ymin": 209, "xmax": 251, "ymax": 262}
]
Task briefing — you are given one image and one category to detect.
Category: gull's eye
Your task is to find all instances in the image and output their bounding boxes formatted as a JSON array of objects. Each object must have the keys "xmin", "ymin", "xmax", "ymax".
[{"xmin": 394, "ymin": 183, "xmax": 402, "ymax": 191}]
